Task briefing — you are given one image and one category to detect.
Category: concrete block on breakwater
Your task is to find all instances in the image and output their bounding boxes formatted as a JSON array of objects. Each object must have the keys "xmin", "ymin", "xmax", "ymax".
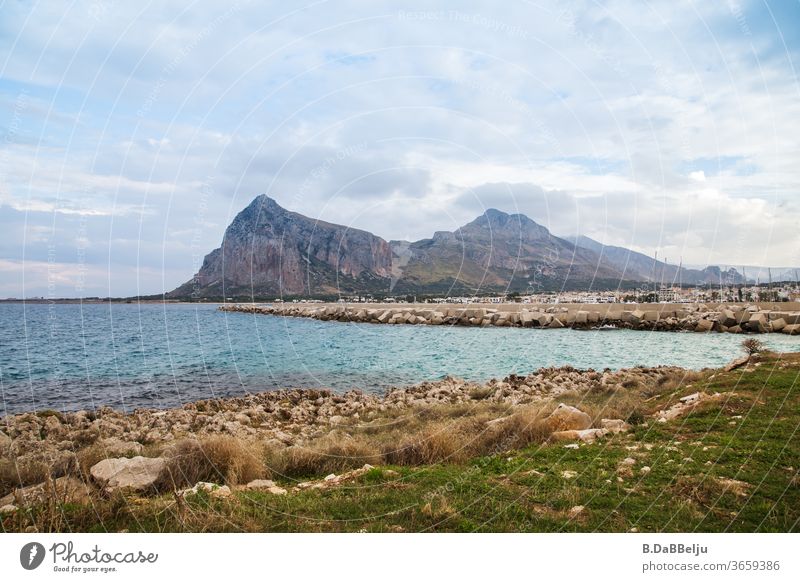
[{"xmin": 219, "ymin": 302, "xmax": 800, "ymax": 335}]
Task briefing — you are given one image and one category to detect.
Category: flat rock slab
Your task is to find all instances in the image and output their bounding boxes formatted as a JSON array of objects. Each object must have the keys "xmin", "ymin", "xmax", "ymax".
[
  {"xmin": 90, "ymin": 456, "xmax": 166, "ymax": 493},
  {"xmin": 724, "ymin": 355, "xmax": 750, "ymax": 372}
]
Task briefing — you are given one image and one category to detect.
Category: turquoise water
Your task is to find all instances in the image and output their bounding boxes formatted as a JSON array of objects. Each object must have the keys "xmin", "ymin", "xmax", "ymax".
[{"xmin": 0, "ymin": 303, "xmax": 798, "ymax": 415}]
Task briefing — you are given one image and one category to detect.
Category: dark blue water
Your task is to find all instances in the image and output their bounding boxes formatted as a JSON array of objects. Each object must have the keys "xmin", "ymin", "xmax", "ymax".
[{"xmin": 0, "ymin": 303, "xmax": 797, "ymax": 415}]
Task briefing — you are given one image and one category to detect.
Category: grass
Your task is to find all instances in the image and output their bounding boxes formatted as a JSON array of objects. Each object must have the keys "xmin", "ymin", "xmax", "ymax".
[{"xmin": 2, "ymin": 352, "xmax": 799, "ymax": 532}]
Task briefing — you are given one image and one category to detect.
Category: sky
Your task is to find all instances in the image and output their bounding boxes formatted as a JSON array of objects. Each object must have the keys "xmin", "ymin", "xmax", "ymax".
[{"xmin": 0, "ymin": 0, "xmax": 799, "ymax": 297}]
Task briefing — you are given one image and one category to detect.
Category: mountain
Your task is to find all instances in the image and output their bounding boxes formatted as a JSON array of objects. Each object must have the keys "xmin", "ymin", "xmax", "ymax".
[
  {"xmin": 389, "ymin": 209, "xmax": 627, "ymax": 293},
  {"xmin": 566, "ymin": 235, "xmax": 746, "ymax": 285},
  {"xmin": 169, "ymin": 195, "xmax": 392, "ymax": 297},
  {"xmin": 169, "ymin": 196, "xmax": 661, "ymax": 299}
]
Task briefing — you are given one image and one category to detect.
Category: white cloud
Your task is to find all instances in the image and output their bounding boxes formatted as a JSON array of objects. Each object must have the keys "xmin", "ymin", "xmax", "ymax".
[{"xmin": 0, "ymin": 0, "xmax": 798, "ymax": 296}]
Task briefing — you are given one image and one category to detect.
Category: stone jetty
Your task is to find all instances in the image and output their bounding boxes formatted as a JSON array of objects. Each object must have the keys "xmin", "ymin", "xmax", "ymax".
[{"xmin": 220, "ymin": 302, "xmax": 800, "ymax": 335}]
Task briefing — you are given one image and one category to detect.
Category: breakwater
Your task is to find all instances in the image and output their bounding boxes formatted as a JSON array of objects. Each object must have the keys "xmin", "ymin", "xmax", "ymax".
[{"xmin": 221, "ymin": 302, "xmax": 800, "ymax": 334}]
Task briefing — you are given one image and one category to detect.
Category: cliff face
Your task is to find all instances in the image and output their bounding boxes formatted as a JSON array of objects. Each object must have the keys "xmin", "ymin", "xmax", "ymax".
[
  {"xmin": 171, "ymin": 197, "xmax": 645, "ymax": 299},
  {"xmin": 172, "ymin": 195, "xmax": 393, "ymax": 297}
]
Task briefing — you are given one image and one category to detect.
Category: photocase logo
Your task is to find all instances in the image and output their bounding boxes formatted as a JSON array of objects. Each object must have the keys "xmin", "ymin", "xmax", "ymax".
[{"xmin": 20, "ymin": 542, "xmax": 46, "ymax": 570}]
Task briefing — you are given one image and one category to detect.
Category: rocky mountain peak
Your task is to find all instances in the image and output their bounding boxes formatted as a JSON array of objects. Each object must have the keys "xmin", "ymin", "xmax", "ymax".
[{"xmin": 459, "ymin": 208, "xmax": 549, "ymax": 241}]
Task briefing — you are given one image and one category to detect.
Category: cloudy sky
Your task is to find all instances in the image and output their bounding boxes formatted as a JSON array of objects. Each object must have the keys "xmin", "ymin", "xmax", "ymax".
[{"xmin": 1, "ymin": 1, "xmax": 798, "ymax": 297}]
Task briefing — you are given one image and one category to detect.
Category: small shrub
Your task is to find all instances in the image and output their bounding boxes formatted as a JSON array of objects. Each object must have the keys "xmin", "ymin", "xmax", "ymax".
[
  {"xmin": 626, "ymin": 410, "xmax": 645, "ymax": 426},
  {"xmin": 741, "ymin": 338, "xmax": 765, "ymax": 356}
]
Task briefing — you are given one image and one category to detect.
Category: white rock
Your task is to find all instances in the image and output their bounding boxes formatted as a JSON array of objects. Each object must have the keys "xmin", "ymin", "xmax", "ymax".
[
  {"xmin": 245, "ymin": 479, "xmax": 276, "ymax": 490},
  {"xmin": 569, "ymin": 505, "xmax": 585, "ymax": 516},
  {"xmin": 180, "ymin": 482, "xmax": 231, "ymax": 499},
  {"xmin": 90, "ymin": 456, "xmax": 166, "ymax": 492}
]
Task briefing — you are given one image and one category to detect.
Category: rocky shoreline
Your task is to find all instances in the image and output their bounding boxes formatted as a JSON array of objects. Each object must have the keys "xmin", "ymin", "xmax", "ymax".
[
  {"xmin": 1, "ymin": 362, "xmax": 698, "ymax": 507},
  {"xmin": 220, "ymin": 302, "xmax": 800, "ymax": 334}
]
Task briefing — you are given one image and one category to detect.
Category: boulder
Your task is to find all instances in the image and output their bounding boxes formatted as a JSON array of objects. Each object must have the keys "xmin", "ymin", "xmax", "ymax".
[
  {"xmin": 629, "ymin": 309, "xmax": 646, "ymax": 324},
  {"xmin": 777, "ymin": 313, "xmax": 800, "ymax": 325},
  {"xmin": 771, "ymin": 318, "xmax": 787, "ymax": 332},
  {"xmin": 545, "ymin": 404, "xmax": 592, "ymax": 432},
  {"xmin": 463, "ymin": 308, "xmax": 486, "ymax": 320},
  {"xmin": 519, "ymin": 310, "xmax": 535, "ymax": 327},
  {"xmin": 643, "ymin": 311, "xmax": 661, "ymax": 322},
  {"xmin": 719, "ymin": 309, "xmax": 737, "ymax": 327},
  {"xmin": 90, "ymin": 456, "xmax": 166, "ymax": 493},
  {"xmin": 575, "ymin": 311, "xmax": 589, "ymax": 324},
  {"xmin": 745, "ymin": 312, "xmax": 768, "ymax": 332},
  {"xmin": 548, "ymin": 317, "xmax": 565, "ymax": 329},
  {"xmin": 694, "ymin": 319, "xmax": 714, "ymax": 333},
  {"xmin": 782, "ymin": 324, "xmax": 800, "ymax": 335}
]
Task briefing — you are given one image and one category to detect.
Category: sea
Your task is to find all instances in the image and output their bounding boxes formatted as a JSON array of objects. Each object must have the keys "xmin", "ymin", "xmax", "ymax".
[{"xmin": 1, "ymin": 302, "xmax": 797, "ymax": 415}]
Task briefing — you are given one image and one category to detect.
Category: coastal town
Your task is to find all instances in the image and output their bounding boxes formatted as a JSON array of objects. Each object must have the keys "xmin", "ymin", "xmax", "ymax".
[{"xmin": 270, "ymin": 280, "xmax": 800, "ymax": 307}]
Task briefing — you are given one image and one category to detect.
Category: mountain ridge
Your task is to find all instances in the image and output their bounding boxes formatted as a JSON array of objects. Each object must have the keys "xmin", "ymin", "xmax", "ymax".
[
  {"xmin": 169, "ymin": 195, "xmax": 751, "ymax": 298},
  {"xmin": 565, "ymin": 235, "xmax": 746, "ymax": 286}
]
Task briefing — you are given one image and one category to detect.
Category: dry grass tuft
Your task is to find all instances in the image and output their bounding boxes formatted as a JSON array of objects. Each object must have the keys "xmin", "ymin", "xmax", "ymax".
[
  {"xmin": 471, "ymin": 407, "xmax": 552, "ymax": 454},
  {"xmin": 469, "ymin": 386, "xmax": 494, "ymax": 400},
  {"xmin": 421, "ymin": 494, "xmax": 455, "ymax": 518},
  {"xmin": 383, "ymin": 425, "xmax": 465, "ymax": 465},
  {"xmin": 75, "ymin": 446, "xmax": 107, "ymax": 483},
  {"xmin": 271, "ymin": 436, "xmax": 381, "ymax": 478},
  {"xmin": 159, "ymin": 436, "xmax": 264, "ymax": 490},
  {"xmin": 0, "ymin": 457, "xmax": 50, "ymax": 496}
]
